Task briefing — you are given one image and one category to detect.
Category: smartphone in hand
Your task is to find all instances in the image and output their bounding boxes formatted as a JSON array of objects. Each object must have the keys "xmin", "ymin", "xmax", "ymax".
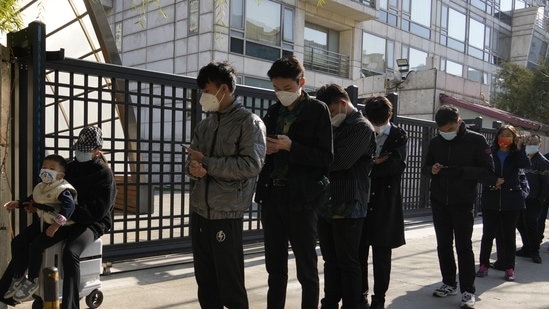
[
  {"xmin": 267, "ymin": 134, "xmax": 278, "ymax": 139},
  {"xmin": 380, "ymin": 151, "xmax": 392, "ymax": 157}
]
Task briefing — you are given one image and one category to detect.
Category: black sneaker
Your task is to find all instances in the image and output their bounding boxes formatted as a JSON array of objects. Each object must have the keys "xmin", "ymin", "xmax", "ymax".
[
  {"xmin": 532, "ymin": 255, "xmax": 542, "ymax": 264},
  {"xmin": 433, "ymin": 284, "xmax": 457, "ymax": 297},
  {"xmin": 516, "ymin": 249, "xmax": 530, "ymax": 257},
  {"xmin": 490, "ymin": 261, "xmax": 505, "ymax": 271}
]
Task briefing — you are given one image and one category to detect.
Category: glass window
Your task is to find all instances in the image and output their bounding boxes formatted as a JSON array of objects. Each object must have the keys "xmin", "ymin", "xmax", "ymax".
[
  {"xmin": 246, "ymin": 0, "xmax": 281, "ymax": 46},
  {"xmin": 387, "ymin": 41, "xmax": 395, "ymax": 69},
  {"xmin": 283, "ymin": 8, "xmax": 294, "ymax": 42},
  {"xmin": 448, "ymin": 9, "xmax": 465, "ymax": 41},
  {"xmin": 467, "ymin": 67, "xmax": 482, "ymax": 83},
  {"xmin": 362, "ymin": 32, "xmax": 387, "ymax": 73},
  {"xmin": 115, "ymin": 22, "xmax": 122, "ymax": 52},
  {"xmin": 305, "ymin": 23, "xmax": 328, "ymax": 49},
  {"xmin": 500, "ymin": 0, "xmax": 513, "ymax": 12},
  {"xmin": 528, "ymin": 34, "xmax": 548, "ymax": 65},
  {"xmin": 230, "ymin": 0, "xmax": 293, "ymax": 61},
  {"xmin": 189, "ymin": 0, "xmax": 199, "ymax": 35},
  {"xmin": 469, "ymin": 18, "xmax": 484, "ymax": 49},
  {"xmin": 409, "ymin": 48, "xmax": 427, "ymax": 71},
  {"xmin": 446, "ymin": 60, "xmax": 463, "ymax": 77},
  {"xmin": 471, "ymin": 0, "xmax": 486, "ymax": 11},
  {"xmin": 411, "ymin": 0, "xmax": 431, "ymax": 27},
  {"xmin": 230, "ymin": 0, "xmax": 243, "ymax": 29}
]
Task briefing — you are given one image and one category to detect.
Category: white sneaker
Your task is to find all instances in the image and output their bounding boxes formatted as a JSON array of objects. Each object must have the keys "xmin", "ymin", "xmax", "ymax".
[
  {"xmin": 12, "ymin": 279, "xmax": 39, "ymax": 302},
  {"xmin": 461, "ymin": 291, "xmax": 475, "ymax": 308},
  {"xmin": 3, "ymin": 276, "xmax": 26, "ymax": 299}
]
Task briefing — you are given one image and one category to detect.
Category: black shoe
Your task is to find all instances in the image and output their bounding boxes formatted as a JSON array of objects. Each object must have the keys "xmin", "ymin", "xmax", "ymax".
[
  {"xmin": 490, "ymin": 261, "xmax": 506, "ymax": 271},
  {"xmin": 516, "ymin": 249, "xmax": 530, "ymax": 257},
  {"xmin": 532, "ymin": 255, "xmax": 542, "ymax": 264},
  {"xmin": 370, "ymin": 298, "xmax": 385, "ymax": 309}
]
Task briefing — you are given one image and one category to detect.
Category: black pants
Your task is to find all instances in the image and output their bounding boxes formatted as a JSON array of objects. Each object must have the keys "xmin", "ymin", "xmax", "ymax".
[
  {"xmin": 479, "ymin": 209, "xmax": 520, "ymax": 270},
  {"xmin": 360, "ymin": 244, "xmax": 392, "ymax": 305},
  {"xmin": 517, "ymin": 199, "xmax": 542, "ymax": 255},
  {"xmin": 318, "ymin": 216, "xmax": 366, "ymax": 309},
  {"xmin": 61, "ymin": 224, "xmax": 96, "ymax": 309},
  {"xmin": 9, "ymin": 220, "xmax": 72, "ymax": 280},
  {"xmin": 431, "ymin": 201, "xmax": 475, "ymax": 294},
  {"xmin": 261, "ymin": 187, "xmax": 319, "ymax": 309},
  {"xmin": 538, "ymin": 199, "xmax": 549, "ymax": 241},
  {"xmin": 191, "ymin": 212, "xmax": 248, "ymax": 309}
]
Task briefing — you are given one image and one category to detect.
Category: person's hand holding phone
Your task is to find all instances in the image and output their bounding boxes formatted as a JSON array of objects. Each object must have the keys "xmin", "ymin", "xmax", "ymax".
[
  {"xmin": 266, "ymin": 134, "xmax": 292, "ymax": 154},
  {"xmin": 181, "ymin": 144, "xmax": 204, "ymax": 163}
]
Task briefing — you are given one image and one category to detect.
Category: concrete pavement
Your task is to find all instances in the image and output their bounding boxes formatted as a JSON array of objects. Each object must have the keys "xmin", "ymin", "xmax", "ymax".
[{"xmin": 13, "ymin": 216, "xmax": 549, "ymax": 309}]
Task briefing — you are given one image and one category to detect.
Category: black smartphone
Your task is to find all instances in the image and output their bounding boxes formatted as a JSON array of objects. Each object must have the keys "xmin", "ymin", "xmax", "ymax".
[
  {"xmin": 267, "ymin": 134, "xmax": 278, "ymax": 139},
  {"xmin": 380, "ymin": 151, "xmax": 392, "ymax": 157}
]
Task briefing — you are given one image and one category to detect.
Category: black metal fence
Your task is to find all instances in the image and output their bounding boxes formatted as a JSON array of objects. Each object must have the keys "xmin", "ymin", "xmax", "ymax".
[{"xmin": 8, "ymin": 22, "xmax": 496, "ymax": 264}]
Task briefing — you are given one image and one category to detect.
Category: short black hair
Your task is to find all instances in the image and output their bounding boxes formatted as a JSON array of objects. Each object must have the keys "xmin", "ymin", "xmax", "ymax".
[
  {"xmin": 435, "ymin": 105, "xmax": 459, "ymax": 127},
  {"xmin": 196, "ymin": 61, "xmax": 237, "ymax": 93},
  {"xmin": 267, "ymin": 55, "xmax": 305, "ymax": 81},
  {"xmin": 363, "ymin": 96, "xmax": 393, "ymax": 125},
  {"xmin": 43, "ymin": 154, "xmax": 68, "ymax": 172},
  {"xmin": 315, "ymin": 83, "xmax": 350, "ymax": 106}
]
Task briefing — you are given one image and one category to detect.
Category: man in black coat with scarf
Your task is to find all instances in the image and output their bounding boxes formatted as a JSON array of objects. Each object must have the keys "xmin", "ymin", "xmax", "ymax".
[{"xmin": 359, "ymin": 96, "xmax": 408, "ymax": 309}]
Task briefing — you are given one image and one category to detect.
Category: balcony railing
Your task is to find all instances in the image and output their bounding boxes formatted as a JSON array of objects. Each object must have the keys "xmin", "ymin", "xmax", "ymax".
[{"xmin": 303, "ymin": 45, "xmax": 350, "ymax": 78}]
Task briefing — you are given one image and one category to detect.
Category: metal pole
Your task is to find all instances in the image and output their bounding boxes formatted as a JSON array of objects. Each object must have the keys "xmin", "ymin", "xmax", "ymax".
[{"xmin": 43, "ymin": 267, "xmax": 60, "ymax": 309}]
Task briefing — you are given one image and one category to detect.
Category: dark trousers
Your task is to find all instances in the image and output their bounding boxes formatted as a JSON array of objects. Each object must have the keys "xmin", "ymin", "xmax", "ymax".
[
  {"xmin": 431, "ymin": 201, "xmax": 475, "ymax": 294},
  {"xmin": 517, "ymin": 199, "xmax": 542, "ymax": 255},
  {"xmin": 261, "ymin": 187, "xmax": 319, "ymax": 309},
  {"xmin": 360, "ymin": 244, "xmax": 392, "ymax": 305},
  {"xmin": 190, "ymin": 212, "xmax": 248, "ymax": 309},
  {"xmin": 61, "ymin": 224, "xmax": 96, "ymax": 309},
  {"xmin": 479, "ymin": 209, "xmax": 520, "ymax": 270},
  {"xmin": 538, "ymin": 199, "xmax": 549, "ymax": 241},
  {"xmin": 318, "ymin": 216, "xmax": 366, "ymax": 309},
  {"xmin": 1, "ymin": 221, "xmax": 72, "ymax": 306},
  {"xmin": 10, "ymin": 220, "xmax": 72, "ymax": 280}
]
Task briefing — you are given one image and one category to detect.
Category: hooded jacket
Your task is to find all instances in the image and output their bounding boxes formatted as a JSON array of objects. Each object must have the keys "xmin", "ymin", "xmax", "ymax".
[
  {"xmin": 421, "ymin": 122, "xmax": 494, "ymax": 206},
  {"xmin": 186, "ymin": 99, "xmax": 266, "ymax": 220}
]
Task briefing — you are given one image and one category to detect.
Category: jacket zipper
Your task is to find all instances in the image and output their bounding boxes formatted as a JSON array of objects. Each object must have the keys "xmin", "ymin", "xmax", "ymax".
[{"xmin": 205, "ymin": 114, "xmax": 221, "ymax": 219}]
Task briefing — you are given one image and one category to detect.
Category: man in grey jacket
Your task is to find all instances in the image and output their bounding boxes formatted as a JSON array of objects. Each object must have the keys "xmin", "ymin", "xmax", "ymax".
[{"xmin": 185, "ymin": 61, "xmax": 266, "ymax": 309}]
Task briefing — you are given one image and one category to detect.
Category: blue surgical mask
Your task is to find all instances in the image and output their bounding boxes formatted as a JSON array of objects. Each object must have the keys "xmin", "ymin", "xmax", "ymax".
[
  {"xmin": 439, "ymin": 130, "xmax": 457, "ymax": 141},
  {"xmin": 525, "ymin": 145, "xmax": 539, "ymax": 155},
  {"xmin": 75, "ymin": 150, "xmax": 94, "ymax": 162}
]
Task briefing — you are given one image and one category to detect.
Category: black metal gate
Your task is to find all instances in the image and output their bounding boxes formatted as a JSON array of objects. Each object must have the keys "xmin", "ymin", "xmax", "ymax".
[
  {"xmin": 8, "ymin": 22, "xmax": 277, "ymax": 263},
  {"xmin": 8, "ymin": 22, "xmax": 492, "ymax": 264}
]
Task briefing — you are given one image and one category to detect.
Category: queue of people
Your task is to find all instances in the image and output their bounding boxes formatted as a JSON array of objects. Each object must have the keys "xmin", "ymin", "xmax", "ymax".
[{"xmin": 1, "ymin": 56, "xmax": 548, "ymax": 309}]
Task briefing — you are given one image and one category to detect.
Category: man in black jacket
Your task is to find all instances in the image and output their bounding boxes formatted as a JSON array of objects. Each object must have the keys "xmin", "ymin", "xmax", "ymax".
[
  {"xmin": 517, "ymin": 134, "xmax": 549, "ymax": 263},
  {"xmin": 315, "ymin": 84, "xmax": 375, "ymax": 309},
  {"xmin": 360, "ymin": 96, "xmax": 408, "ymax": 309},
  {"xmin": 255, "ymin": 56, "xmax": 333, "ymax": 309},
  {"xmin": 421, "ymin": 105, "xmax": 494, "ymax": 309}
]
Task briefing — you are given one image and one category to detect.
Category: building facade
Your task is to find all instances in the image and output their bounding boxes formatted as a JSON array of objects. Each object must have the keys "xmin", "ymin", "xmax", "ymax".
[{"xmin": 102, "ymin": 0, "xmax": 549, "ymax": 120}]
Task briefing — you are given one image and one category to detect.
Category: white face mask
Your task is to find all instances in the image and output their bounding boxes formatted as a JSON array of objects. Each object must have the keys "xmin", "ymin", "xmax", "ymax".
[
  {"xmin": 75, "ymin": 150, "xmax": 94, "ymax": 162},
  {"xmin": 373, "ymin": 123, "xmax": 388, "ymax": 135},
  {"xmin": 525, "ymin": 145, "xmax": 539, "ymax": 155},
  {"xmin": 40, "ymin": 169, "xmax": 58, "ymax": 184},
  {"xmin": 330, "ymin": 104, "xmax": 346, "ymax": 127},
  {"xmin": 275, "ymin": 90, "xmax": 300, "ymax": 106},
  {"xmin": 199, "ymin": 88, "xmax": 225, "ymax": 112},
  {"xmin": 439, "ymin": 130, "xmax": 457, "ymax": 141}
]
